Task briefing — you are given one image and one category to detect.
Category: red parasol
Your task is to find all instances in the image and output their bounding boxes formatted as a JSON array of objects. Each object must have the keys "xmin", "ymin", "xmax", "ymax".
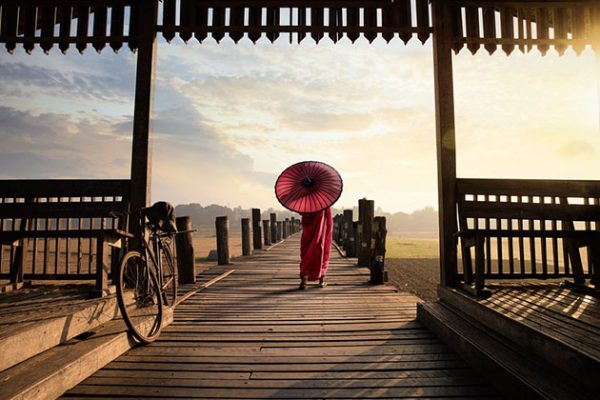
[{"xmin": 275, "ymin": 161, "xmax": 343, "ymax": 214}]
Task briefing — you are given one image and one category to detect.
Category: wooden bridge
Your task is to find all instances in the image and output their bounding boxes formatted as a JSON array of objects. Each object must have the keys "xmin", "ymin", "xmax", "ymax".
[
  {"xmin": 63, "ymin": 235, "xmax": 500, "ymax": 399},
  {"xmin": 0, "ymin": 234, "xmax": 500, "ymax": 399}
]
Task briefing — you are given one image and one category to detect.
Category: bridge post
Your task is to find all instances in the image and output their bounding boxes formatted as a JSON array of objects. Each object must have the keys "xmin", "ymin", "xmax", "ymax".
[
  {"xmin": 283, "ymin": 218, "xmax": 289, "ymax": 239},
  {"xmin": 176, "ymin": 216, "xmax": 195, "ymax": 283},
  {"xmin": 358, "ymin": 199, "xmax": 374, "ymax": 267},
  {"xmin": 215, "ymin": 216, "xmax": 230, "ymax": 265},
  {"xmin": 432, "ymin": 0, "xmax": 459, "ymax": 287},
  {"xmin": 252, "ymin": 208, "xmax": 262, "ymax": 250},
  {"xmin": 241, "ymin": 218, "xmax": 251, "ymax": 256},
  {"xmin": 343, "ymin": 210, "xmax": 354, "ymax": 257},
  {"xmin": 270, "ymin": 213, "xmax": 277, "ymax": 242},
  {"xmin": 262, "ymin": 220, "xmax": 271, "ymax": 246},
  {"xmin": 370, "ymin": 216, "xmax": 387, "ymax": 284},
  {"xmin": 277, "ymin": 221, "xmax": 283, "ymax": 241},
  {"xmin": 130, "ymin": 1, "xmax": 159, "ymax": 211}
]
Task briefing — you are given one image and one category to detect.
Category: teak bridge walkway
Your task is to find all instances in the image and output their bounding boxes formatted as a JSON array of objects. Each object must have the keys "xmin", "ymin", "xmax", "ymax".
[{"xmin": 63, "ymin": 234, "xmax": 499, "ymax": 399}]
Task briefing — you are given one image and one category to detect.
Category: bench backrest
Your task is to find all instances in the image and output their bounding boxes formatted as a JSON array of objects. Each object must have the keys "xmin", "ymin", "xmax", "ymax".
[
  {"xmin": 456, "ymin": 178, "xmax": 600, "ymax": 279},
  {"xmin": 457, "ymin": 178, "xmax": 600, "ymax": 229},
  {"xmin": 0, "ymin": 179, "xmax": 130, "ymax": 280}
]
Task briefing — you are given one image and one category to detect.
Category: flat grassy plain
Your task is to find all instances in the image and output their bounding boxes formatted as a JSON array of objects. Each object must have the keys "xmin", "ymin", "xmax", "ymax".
[{"xmin": 191, "ymin": 225, "xmax": 440, "ymax": 301}]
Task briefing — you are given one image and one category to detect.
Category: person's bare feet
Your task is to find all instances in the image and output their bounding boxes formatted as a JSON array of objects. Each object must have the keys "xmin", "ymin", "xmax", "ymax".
[
  {"xmin": 318, "ymin": 276, "xmax": 327, "ymax": 288},
  {"xmin": 299, "ymin": 276, "xmax": 308, "ymax": 290}
]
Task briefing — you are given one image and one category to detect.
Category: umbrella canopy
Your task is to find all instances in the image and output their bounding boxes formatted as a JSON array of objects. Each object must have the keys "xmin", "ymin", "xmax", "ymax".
[{"xmin": 275, "ymin": 161, "xmax": 343, "ymax": 213}]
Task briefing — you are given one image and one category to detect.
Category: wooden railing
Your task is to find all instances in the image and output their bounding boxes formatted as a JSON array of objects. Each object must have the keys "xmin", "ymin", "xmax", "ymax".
[
  {"xmin": 456, "ymin": 178, "xmax": 600, "ymax": 296},
  {"xmin": 0, "ymin": 179, "xmax": 130, "ymax": 292}
]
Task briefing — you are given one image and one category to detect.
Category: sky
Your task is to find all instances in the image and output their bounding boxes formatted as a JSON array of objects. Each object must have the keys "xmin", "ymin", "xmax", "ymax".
[{"xmin": 0, "ymin": 33, "xmax": 598, "ymax": 213}]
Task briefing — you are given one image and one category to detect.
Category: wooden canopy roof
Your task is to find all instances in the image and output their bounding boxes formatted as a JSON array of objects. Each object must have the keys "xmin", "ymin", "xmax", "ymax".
[{"xmin": 0, "ymin": 1, "xmax": 598, "ymax": 55}]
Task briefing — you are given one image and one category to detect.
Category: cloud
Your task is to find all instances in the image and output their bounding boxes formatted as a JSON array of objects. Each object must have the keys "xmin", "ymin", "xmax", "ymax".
[
  {"xmin": 0, "ymin": 61, "xmax": 134, "ymax": 102},
  {"xmin": 0, "ymin": 106, "xmax": 131, "ymax": 178},
  {"xmin": 555, "ymin": 140, "xmax": 596, "ymax": 158}
]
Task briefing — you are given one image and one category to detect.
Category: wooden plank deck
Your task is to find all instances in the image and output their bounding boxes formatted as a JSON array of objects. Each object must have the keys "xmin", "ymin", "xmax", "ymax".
[
  {"xmin": 63, "ymin": 235, "xmax": 501, "ymax": 399},
  {"xmin": 482, "ymin": 282, "xmax": 600, "ymax": 364}
]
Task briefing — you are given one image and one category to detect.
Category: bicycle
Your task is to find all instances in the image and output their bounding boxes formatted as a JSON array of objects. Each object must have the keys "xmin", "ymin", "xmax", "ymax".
[{"xmin": 115, "ymin": 202, "xmax": 191, "ymax": 344}]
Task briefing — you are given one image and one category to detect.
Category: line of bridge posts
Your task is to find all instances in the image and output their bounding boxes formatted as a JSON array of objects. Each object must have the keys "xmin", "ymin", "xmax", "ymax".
[
  {"xmin": 216, "ymin": 209, "xmax": 302, "ymax": 262},
  {"xmin": 332, "ymin": 198, "xmax": 387, "ymax": 285}
]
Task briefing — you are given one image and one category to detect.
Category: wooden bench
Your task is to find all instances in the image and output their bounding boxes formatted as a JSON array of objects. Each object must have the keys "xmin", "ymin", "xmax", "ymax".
[
  {"xmin": 0, "ymin": 180, "xmax": 132, "ymax": 295},
  {"xmin": 456, "ymin": 178, "xmax": 600, "ymax": 297}
]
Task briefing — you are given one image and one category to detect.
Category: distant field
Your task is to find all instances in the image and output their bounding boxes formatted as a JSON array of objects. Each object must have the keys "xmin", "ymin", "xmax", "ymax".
[{"xmin": 191, "ymin": 225, "xmax": 440, "ymax": 260}]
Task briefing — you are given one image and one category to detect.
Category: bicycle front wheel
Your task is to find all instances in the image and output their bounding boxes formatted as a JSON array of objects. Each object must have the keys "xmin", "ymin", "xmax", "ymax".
[
  {"xmin": 116, "ymin": 251, "xmax": 163, "ymax": 344},
  {"xmin": 160, "ymin": 244, "xmax": 178, "ymax": 308}
]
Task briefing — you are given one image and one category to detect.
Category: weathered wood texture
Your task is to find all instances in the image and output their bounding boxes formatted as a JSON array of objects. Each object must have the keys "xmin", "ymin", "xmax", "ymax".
[
  {"xmin": 270, "ymin": 213, "xmax": 277, "ymax": 243},
  {"xmin": 342, "ymin": 210, "xmax": 355, "ymax": 257},
  {"xmin": 262, "ymin": 220, "xmax": 271, "ymax": 246},
  {"xmin": 358, "ymin": 199, "xmax": 374, "ymax": 267},
  {"xmin": 438, "ymin": 282, "xmax": 600, "ymax": 396},
  {"xmin": 371, "ymin": 216, "xmax": 387, "ymax": 284},
  {"xmin": 276, "ymin": 221, "xmax": 283, "ymax": 241},
  {"xmin": 175, "ymin": 216, "xmax": 195, "ymax": 284},
  {"xmin": 0, "ymin": 180, "xmax": 130, "ymax": 293},
  {"xmin": 215, "ymin": 216, "xmax": 230, "ymax": 265},
  {"xmin": 252, "ymin": 209, "xmax": 262, "ymax": 250},
  {"xmin": 64, "ymin": 235, "xmax": 500, "ymax": 399},
  {"xmin": 456, "ymin": 178, "xmax": 600, "ymax": 295},
  {"xmin": 0, "ymin": 284, "xmax": 120, "ymax": 372},
  {"xmin": 241, "ymin": 218, "xmax": 251, "ymax": 256}
]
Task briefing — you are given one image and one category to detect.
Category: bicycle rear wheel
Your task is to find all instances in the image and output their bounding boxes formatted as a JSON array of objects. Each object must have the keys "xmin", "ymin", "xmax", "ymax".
[
  {"xmin": 116, "ymin": 251, "xmax": 163, "ymax": 344},
  {"xmin": 160, "ymin": 244, "xmax": 178, "ymax": 308}
]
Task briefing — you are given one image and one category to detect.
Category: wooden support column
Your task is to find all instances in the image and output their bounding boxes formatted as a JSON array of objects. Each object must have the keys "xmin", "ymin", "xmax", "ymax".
[
  {"xmin": 343, "ymin": 210, "xmax": 354, "ymax": 257},
  {"xmin": 252, "ymin": 209, "xmax": 262, "ymax": 250},
  {"xmin": 262, "ymin": 220, "xmax": 271, "ymax": 246},
  {"xmin": 176, "ymin": 216, "xmax": 195, "ymax": 283},
  {"xmin": 241, "ymin": 218, "xmax": 251, "ymax": 256},
  {"xmin": 130, "ymin": 2, "xmax": 159, "ymax": 211},
  {"xmin": 270, "ymin": 213, "xmax": 277, "ymax": 242},
  {"xmin": 370, "ymin": 216, "xmax": 387, "ymax": 284},
  {"xmin": 276, "ymin": 221, "xmax": 283, "ymax": 241},
  {"xmin": 358, "ymin": 199, "xmax": 374, "ymax": 267},
  {"xmin": 283, "ymin": 218, "xmax": 289, "ymax": 239},
  {"xmin": 432, "ymin": 0, "xmax": 459, "ymax": 287},
  {"xmin": 215, "ymin": 216, "xmax": 230, "ymax": 265}
]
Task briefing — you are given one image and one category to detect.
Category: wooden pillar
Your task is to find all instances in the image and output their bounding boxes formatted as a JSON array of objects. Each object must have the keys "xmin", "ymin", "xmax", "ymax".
[
  {"xmin": 432, "ymin": 0, "xmax": 459, "ymax": 287},
  {"xmin": 370, "ymin": 216, "xmax": 387, "ymax": 284},
  {"xmin": 353, "ymin": 221, "xmax": 359, "ymax": 258},
  {"xmin": 276, "ymin": 221, "xmax": 283, "ymax": 241},
  {"xmin": 215, "ymin": 216, "xmax": 229, "ymax": 265},
  {"xmin": 270, "ymin": 213, "xmax": 277, "ymax": 242},
  {"xmin": 176, "ymin": 216, "xmax": 195, "ymax": 283},
  {"xmin": 262, "ymin": 220, "xmax": 271, "ymax": 246},
  {"xmin": 252, "ymin": 208, "xmax": 262, "ymax": 250},
  {"xmin": 283, "ymin": 218, "xmax": 289, "ymax": 239},
  {"xmin": 130, "ymin": 1, "xmax": 159, "ymax": 211},
  {"xmin": 291, "ymin": 217, "xmax": 296, "ymax": 234},
  {"xmin": 95, "ymin": 237, "xmax": 109, "ymax": 296},
  {"xmin": 241, "ymin": 218, "xmax": 251, "ymax": 256},
  {"xmin": 343, "ymin": 210, "xmax": 354, "ymax": 256},
  {"xmin": 358, "ymin": 199, "xmax": 374, "ymax": 267}
]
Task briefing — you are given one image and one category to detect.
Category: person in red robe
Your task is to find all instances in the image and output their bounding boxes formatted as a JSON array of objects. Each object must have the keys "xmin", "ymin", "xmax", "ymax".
[{"xmin": 298, "ymin": 207, "xmax": 333, "ymax": 289}]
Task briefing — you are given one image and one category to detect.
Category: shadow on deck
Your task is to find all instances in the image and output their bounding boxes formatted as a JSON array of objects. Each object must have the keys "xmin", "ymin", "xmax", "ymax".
[{"xmin": 63, "ymin": 235, "xmax": 501, "ymax": 399}]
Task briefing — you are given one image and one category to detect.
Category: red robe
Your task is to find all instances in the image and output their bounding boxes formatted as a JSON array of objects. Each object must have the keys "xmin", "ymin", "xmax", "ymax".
[{"xmin": 299, "ymin": 208, "xmax": 333, "ymax": 281}]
